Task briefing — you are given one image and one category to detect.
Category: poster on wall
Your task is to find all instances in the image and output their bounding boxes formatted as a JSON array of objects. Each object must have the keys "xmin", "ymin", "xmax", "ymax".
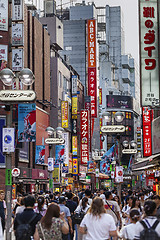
[
  {"xmin": 0, "ymin": 45, "xmax": 8, "ymax": 71},
  {"xmin": 35, "ymin": 145, "xmax": 45, "ymax": 164},
  {"xmin": 0, "ymin": 117, "xmax": 6, "ymax": 168},
  {"xmin": 2, "ymin": 128, "xmax": 15, "ymax": 152},
  {"xmin": 18, "ymin": 104, "xmax": 36, "ymax": 142},
  {"xmin": 0, "ymin": 0, "xmax": 8, "ymax": 31},
  {"xmin": 12, "ymin": 48, "xmax": 24, "ymax": 72},
  {"xmin": 12, "ymin": 0, "xmax": 23, "ymax": 21},
  {"xmin": 12, "ymin": 23, "xmax": 24, "ymax": 46},
  {"xmin": 55, "ymin": 145, "xmax": 65, "ymax": 164}
]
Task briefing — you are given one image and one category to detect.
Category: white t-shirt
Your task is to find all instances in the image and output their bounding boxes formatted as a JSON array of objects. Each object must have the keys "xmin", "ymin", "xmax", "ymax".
[
  {"xmin": 120, "ymin": 223, "xmax": 137, "ymax": 239},
  {"xmin": 104, "ymin": 200, "xmax": 120, "ymax": 224},
  {"xmin": 122, "ymin": 204, "xmax": 131, "ymax": 225},
  {"xmin": 134, "ymin": 216, "xmax": 160, "ymax": 239},
  {"xmin": 80, "ymin": 213, "xmax": 116, "ymax": 240}
]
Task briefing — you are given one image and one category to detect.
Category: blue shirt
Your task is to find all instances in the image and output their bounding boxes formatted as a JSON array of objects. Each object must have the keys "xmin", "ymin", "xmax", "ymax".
[{"xmin": 59, "ymin": 204, "xmax": 71, "ymax": 222}]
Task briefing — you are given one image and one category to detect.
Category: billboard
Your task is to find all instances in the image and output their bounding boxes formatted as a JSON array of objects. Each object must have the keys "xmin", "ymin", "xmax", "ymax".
[
  {"xmin": 55, "ymin": 145, "xmax": 65, "ymax": 164},
  {"xmin": 0, "ymin": 45, "xmax": 8, "ymax": 71},
  {"xmin": 106, "ymin": 95, "xmax": 133, "ymax": 109},
  {"xmin": 142, "ymin": 107, "xmax": 152, "ymax": 157},
  {"xmin": 88, "ymin": 19, "xmax": 97, "ymax": 118},
  {"xmin": 0, "ymin": 0, "xmax": 8, "ymax": 31},
  {"xmin": 152, "ymin": 116, "xmax": 160, "ymax": 154},
  {"xmin": 18, "ymin": 104, "xmax": 36, "ymax": 142},
  {"xmin": 35, "ymin": 145, "xmax": 45, "ymax": 164},
  {"xmin": 80, "ymin": 110, "xmax": 89, "ymax": 164},
  {"xmin": 12, "ymin": 0, "xmax": 23, "ymax": 21},
  {"xmin": 139, "ymin": 0, "xmax": 159, "ymax": 106},
  {"xmin": 12, "ymin": 48, "xmax": 24, "ymax": 72},
  {"xmin": 61, "ymin": 101, "xmax": 68, "ymax": 128},
  {"xmin": 12, "ymin": 23, "xmax": 24, "ymax": 46}
]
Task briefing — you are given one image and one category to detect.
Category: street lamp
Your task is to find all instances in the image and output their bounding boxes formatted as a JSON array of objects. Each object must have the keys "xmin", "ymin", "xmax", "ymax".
[
  {"xmin": 122, "ymin": 140, "xmax": 137, "ymax": 154},
  {"xmin": 0, "ymin": 68, "xmax": 35, "ymax": 240}
]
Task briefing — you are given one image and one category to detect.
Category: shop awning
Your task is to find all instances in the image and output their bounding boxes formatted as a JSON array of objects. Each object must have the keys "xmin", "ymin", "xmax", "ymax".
[
  {"xmin": 132, "ymin": 164, "xmax": 155, "ymax": 172},
  {"xmin": 99, "ymin": 173, "xmax": 109, "ymax": 179}
]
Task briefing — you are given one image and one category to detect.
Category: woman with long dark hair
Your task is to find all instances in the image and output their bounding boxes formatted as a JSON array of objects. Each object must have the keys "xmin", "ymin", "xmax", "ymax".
[
  {"xmin": 79, "ymin": 197, "xmax": 117, "ymax": 239},
  {"xmin": 34, "ymin": 203, "xmax": 69, "ymax": 240},
  {"xmin": 34, "ymin": 196, "xmax": 47, "ymax": 217},
  {"xmin": 131, "ymin": 197, "xmax": 142, "ymax": 214}
]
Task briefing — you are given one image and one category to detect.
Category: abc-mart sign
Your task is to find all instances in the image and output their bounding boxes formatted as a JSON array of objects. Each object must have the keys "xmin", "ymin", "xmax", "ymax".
[
  {"xmin": 0, "ymin": 90, "xmax": 36, "ymax": 102},
  {"xmin": 122, "ymin": 149, "xmax": 137, "ymax": 154},
  {"xmin": 45, "ymin": 138, "xmax": 65, "ymax": 145},
  {"xmin": 101, "ymin": 125, "xmax": 125, "ymax": 133}
]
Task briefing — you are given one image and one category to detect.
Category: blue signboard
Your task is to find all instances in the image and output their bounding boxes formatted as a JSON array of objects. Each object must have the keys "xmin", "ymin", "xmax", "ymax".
[
  {"xmin": 55, "ymin": 145, "xmax": 65, "ymax": 164},
  {"xmin": 0, "ymin": 117, "xmax": 6, "ymax": 168},
  {"xmin": 35, "ymin": 145, "xmax": 45, "ymax": 164}
]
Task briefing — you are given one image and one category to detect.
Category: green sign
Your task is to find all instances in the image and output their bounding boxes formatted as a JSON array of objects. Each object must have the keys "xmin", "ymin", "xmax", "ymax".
[
  {"xmin": 132, "ymin": 179, "xmax": 135, "ymax": 187},
  {"xmin": 49, "ymin": 179, "xmax": 53, "ymax": 189},
  {"xmin": 5, "ymin": 169, "xmax": 12, "ymax": 186}
]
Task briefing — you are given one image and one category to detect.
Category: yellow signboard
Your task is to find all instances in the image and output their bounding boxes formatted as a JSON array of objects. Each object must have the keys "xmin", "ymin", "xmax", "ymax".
[
  {"xmin": 53, "ymin": 167, "xmax": 60, "ymax": 183},
  {"xmin": 61, "ymin": 101, "xmax": 68, "ymax": 128},
  {"xmin": 72, "ymin": 96, "xmax": 77, "ymax": 116}
]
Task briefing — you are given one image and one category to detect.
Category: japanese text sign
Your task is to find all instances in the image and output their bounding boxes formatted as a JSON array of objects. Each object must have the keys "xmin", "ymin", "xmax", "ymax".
[
  {"xmin": 142, "ymin": 107, "xmax": 152, "ymax": 156},
  {"xmin": 0, "ymin": 0, "xmax": 8, "ymax": 31},
  {"xmin": 12, "ymin": 0, "xmax": 23, "ymax": 21},
  {"xmin": 80, "ymin": 110, "xmax": 89, "ymax": 164},
  {"xmin": 72, "ymin": 156, "xmax": 78, "ymax": 175},
  {"xmin": 88, "ymin": 68, "xmax": 97, "ymax": 118},
  {"xmin": 139, "ymin": 0, "xmax": 159, "ymax": 106},
  {"xmin": 61, "ymin": 101, "xmax": 68, "ymax": 128}
]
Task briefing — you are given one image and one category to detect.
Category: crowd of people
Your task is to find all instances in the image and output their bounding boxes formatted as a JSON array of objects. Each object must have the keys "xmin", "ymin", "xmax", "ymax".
[{"xmin": 0, "ymin": 187, "xmax": 160, "ymax": 239}]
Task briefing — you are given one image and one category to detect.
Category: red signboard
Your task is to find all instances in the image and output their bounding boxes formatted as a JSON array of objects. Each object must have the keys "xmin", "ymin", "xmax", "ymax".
[
  {"xmin": 81, "ymin": 110, "xmax": 89, "ymax": 164},
  {"xmin": 142, "ymin": 107, "xmax": 152, "ymax": 157},
  {"xmin": 88, "ymin": 19, "xmax": 97, "ymax": 118},
  {"xmin": 32, "ymin": 169, "xmax": 48, "ymax": 179}
]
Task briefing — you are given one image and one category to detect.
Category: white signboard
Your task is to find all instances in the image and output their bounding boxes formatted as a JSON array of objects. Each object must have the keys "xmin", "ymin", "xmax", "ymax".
[
  {"xmin": 12, "ymin": 168, "xmax": 20, "ymax": 177},
  {"xmin": 115, "ymin": 166, "xmax": 123, "ymax": 183},
  {"xmin": 152, "ymin": 116, "xmax": 160, "ymax": 154},
  {"xmin": 12, "ymin": 0, "xmax": 23, "ymax": 21},
  {"xmin": 12, "ymin": 48, "xmax": 23, "ymax": 71},
  {"xmin": 122, "ymin": 149, "xmax": 137, "ymax": 154},
  {"xmin": 45, "ymin": 138, "xmax": 65, "ymax": 145},
  {"xmin": 101, "ymin": 125, "xmax": 125, "ymax": 133},
  {"xmin": 62, "ymin": 132, "xmax": 69, "ymax": 166},
  {"xmin": 72, "ymin": 75, "xmax": 77, "ymax": 95},
  {"xmin": 0, "ymin": 0, "xmax": 8, "ymax": 31},
  {"xmin": 48, "ymin": 158, "xmax": 54, "ymax": 171},
  {"xmin": 0, "ymin": 90, "xmax": 36, "ymax": 102},
  {"xmin": 3, "ymin": 128, "xmax": 15, "ymax": 152},
  {"xmin": 140, "ymin": 0, "xmax": 159, "ymax": 106},
  {"xmin": 111, "ymin": 171, "xmax": 114, "ymax": 179},
  {"xmin": 0, "ymin": 45, "xmax": 8, "ymax": 71},
  {"xmin": 12, "ymin": 23, "xmax": 24, "ymax": 46}
]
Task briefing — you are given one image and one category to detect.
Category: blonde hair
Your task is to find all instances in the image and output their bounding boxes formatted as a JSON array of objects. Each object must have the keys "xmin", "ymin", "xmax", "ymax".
[{"xmin": 88, "ymin": 197, "xmax": 106, "ymax": 217}]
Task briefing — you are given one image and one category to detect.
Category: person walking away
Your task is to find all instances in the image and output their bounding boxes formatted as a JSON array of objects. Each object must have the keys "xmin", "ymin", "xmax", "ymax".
[
  {"xmin": 118, "ymin": 208, "xmax": 140, "ymax": 240},
  {"xmin": 15, "ymin": 197, "xmax": 25, "ymax": 215},
  {"xmin": 79, "ymin": 190, "xmax": 92, "ymax": 206},
  {"xmin": 74, "ymin": 197, "xmax": 90, "ymax": 240},
  {"xmin": 34, "ymin": 196, "xmax": 47, "ymax": 217},
  {"xmin": 104, "ymin": 191, "xmax": 122, "ymax": 228},
  {"xmin": 0, "ymin": 190, "xmax": 6, "ymax": 232},
  {"xmin": 152, "ymin": 195, "xmax": 160, "ymax": 221},
  {"xmin": 14, "ymin": 195, "xmax": 42, "ymax": 240},
  {"xmin": 134, "ymin": 200, "xmax": 160, "ymax": 239},
  {"xmin": 66, "ymin": 192, "xmax": 77, "ymax": 240},
  {"xmin": 122, "ymin": 196, "xmax": 133, "ymax": 225},
  {"xmin": 59, "ymin": 196, "xmax": 73, "ymax": 240},
  {"xmin": 79, "ymin": 197, "xmax": 117, "ymax": 240},
  {"xmin": 34, "ymin": 203, "xmax": 69, "ymax": 240}
]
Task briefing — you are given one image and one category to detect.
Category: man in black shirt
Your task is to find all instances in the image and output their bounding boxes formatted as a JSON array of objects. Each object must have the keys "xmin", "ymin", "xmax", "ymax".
[
  {"xmin": 0, "ymin": 190, "xmax": 5, "ymax": 232},
  {"xmin": 66, "ymin": 192, "xmax": 77, "ymax": 240},
  {"xmin": 14, "ymin": 195, "xmax": 42, "ymax": 238}
]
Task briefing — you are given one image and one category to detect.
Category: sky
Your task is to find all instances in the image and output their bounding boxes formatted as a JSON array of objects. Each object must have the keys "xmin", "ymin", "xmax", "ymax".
[{"xmin": 56, "ymin": 0, "xmax": 139, "ymax": 64}]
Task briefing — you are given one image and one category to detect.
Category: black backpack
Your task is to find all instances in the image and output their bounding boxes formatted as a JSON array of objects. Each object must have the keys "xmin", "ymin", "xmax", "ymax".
[
  {"xmin": 15, "ymin": 214, "xmax": 37, "ymax": 240},
  {"xmin": 140, "ymin": 219, "xmax": 160, "ymax": 240}
]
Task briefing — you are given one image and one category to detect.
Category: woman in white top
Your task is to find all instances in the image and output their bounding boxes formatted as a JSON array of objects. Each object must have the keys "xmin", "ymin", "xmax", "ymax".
[
  {"xmin": 79, "ymin": 197, "xmax": 117, "ymax": 240},
  {"xmin": 119, "ymin": 208, "xmax": 140, "ymax": 240}
]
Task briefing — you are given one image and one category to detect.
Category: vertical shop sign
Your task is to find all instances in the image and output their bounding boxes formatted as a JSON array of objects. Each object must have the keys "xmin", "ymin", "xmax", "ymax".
[
  {"xmin": 12, "ymin": 48, "xmax": 24, "ymax": 72},
  {"xmin": 80, "ymin": 110, "xmax": 89, "ymax": 164},
  {"xmin": 99, "ymin": 88, "xmax": 102, "ymax": 105},
  {"xmin": 72, "ymin": 136, "xmax": 77, "ymax": 155},
  {"xmin": 12, "ymin": 0, "xmax": 23, "ymax": 21},
  {"xmin": 0, "ymin": 0, "xmax": 8, "ymax": 31},
  {"xmin": 100, "ymin": 118, "xmax": 103, "ymax": 149},
  {"xmin": 142, "ymin": 107, "xmax": 152, "ymax": 157},
  {"xmin": 69, "ymin": 153, "xmax": 73, "ymax": 173},
  {"xmin": 72, "ymin": 96, "xmax": 77, "ymax": 117},
  {"xmin": 72, "ymin": 75, "xmax": 77, "ymax": 95},
  {"xmin": 12, "ymin": 23, "xmax": 24, "ymax": 46},
  {"xmin": 115, "ymin": 166, "xmax": 123, "ymax": 183},
  {"xmin": 61, "ymin": 101, "xmax": 68, "ymax": 128},
  {"xmin": 88, "ymin": 19, "xmax": 97, "ymax": 118},
  {"xmin": 139, "ymin": 0, "xmax": 159, "ymax": 106},
  {"xmin": 0, "ymin": 45, "xmax": 8, "ymax": 71},
  {"xmin": 62, "ymin": 132, "xmax": 69, "ymax": 166},
  {"xmin": 72, "ymin": 156, "xmax": 78, "ymax": 175}
]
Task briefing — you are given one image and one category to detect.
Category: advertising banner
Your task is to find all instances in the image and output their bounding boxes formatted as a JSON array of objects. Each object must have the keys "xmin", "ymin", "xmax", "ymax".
[
  {"xmin": 72, "ymin": 156, "xmax": 78, "ymax": 175},
  {"xmin": 0, "ymin": 117, "xmax": 6, "ymax": 168},
  {"xmin": 0, "ymin": 45, "xmax": 8, "ymax": 71},
  {"xmin": 0, "ymin": 0, "xmax": 8, "ymax": 31},
  {"xmin": 18, "ymin": 103, "xmax": 36, "ymax": 142},
  {"xmin": 142, "ymin": 107, "xmax": 152, "ymax": 156},
  {"xmin": 62, "ymin": 165, "xmax": 68, "ymax": 173},
  {"xmin": 100, "ymin": 160, "xmax": 110, "ymax": 174},
  {"xmin": 152, "ymin": 116, "xmax": 160, "ymax": 154},
  {"xmin": 80, "ymin": 110, "xmax": 89, "ymax": 164},
  {"xmin": 106, "ymin": 95, "xmax": 133, "ymax": 109},
  {"xmin": 115, "ymin": 166, "xmax": 123, "ymax": 183},
  {"xmin": 87, "ymin": 161, "xmax": 95, "ymax": 173},
  {"xmin": 53, "ymin": 165, "xmax": 60, "ymax": 183},
  {"xmin": 69, "ymin": 153, "xmax": 72, "ymax": 173},
  {"xmin": 72, "ymin": 75, "xmax": 77, "ymax": 95},
  {"xmin": 12, "ymin": 48, "xmax": 24, "ymax": 72},
  {"xmin": 55, "ymin": 145, "xmax": 65, "ymax": 164},
  {"xmin": 61, "ymin": 101, "xmax": 68, "ymax": 128},
  {"xmin": 35, "ymin": 145, "xmax": 45, "ymax": 164},
  {"xmin": 139, "ymin": 0, "xmax": 159, "ymax": 106},
  {"xmin": 12, "ymin": 0, "xmax": 23, "ymax": 21},
  {"xmin": 72, "ymin": 136, "xmax": 77, "ymax": 155},
  {"xmin": 12, "ymin": 23, "xmax": 24, "ymax": 46},
  {"xmin": 48, "ymin": 158, "xmax": 54, "ymax": 171},
  {"xmin": 72, "ymin": 119, "xmax": 77, "ymax": 134},
  {"xmin": 2, "ymin": 128, "xmax": 15, "ymax": 153},
  {"xmin": 62, "ymin": 132, "xmax": 69, "ymax": 166},
  {"xmin": 88, "ymin": 19, "xmax": 97, "ymax": 118},
  {"xmin": 72, "ymin": 96, "xmax": 77, "ymax": 117}
]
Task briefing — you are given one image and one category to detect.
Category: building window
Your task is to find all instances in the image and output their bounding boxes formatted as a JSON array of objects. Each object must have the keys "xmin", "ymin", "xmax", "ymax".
[
  {"xmin": 109, "ymin": 91, "xmax": 113, "ymax": 95},
  {"xmin": 59, "ymin": 71, "xmax": 62, "ymax": 88}
]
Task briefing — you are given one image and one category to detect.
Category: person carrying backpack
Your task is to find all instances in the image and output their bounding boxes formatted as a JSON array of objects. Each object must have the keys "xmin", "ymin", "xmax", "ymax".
[
  {"xmin": 134, "ymin": 200, "xmax": 160, "ymax": 240},
  {"xmin": 14, "ymin": 195, "xmax": 42, "ymax": 240}
]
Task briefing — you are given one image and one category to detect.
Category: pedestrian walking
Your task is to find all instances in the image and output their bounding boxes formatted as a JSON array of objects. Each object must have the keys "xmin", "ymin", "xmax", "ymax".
[
  {"xmin": 0, "ymin": 190, "xmax": 6, "ymax": 232},
  {"xmin": 34, "ymin": 203, "xmax": 69, "ymax": 240},
  {"xmin": 34, "ymin": 196, "xmax": 47, "ymax": 217},
  {"xmin": 79, "ymin": 197, "xmax": 117, "ymax": 240}
]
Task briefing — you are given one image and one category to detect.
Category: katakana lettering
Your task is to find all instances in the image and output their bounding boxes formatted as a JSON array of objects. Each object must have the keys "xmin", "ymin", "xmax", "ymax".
[
  {"xmin": 144, "ymin": 30, "xmax": 155, "ymax": 44},
  {"xmin": 145, "ymin": 59, "xmax": 156, "ymax": 70}
]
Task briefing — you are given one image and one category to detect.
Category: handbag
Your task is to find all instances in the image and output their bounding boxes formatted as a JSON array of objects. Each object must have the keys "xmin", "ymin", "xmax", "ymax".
[
  {"xmin": 39, "ymin": 223, "xmax": 46, "ymax": 240},
  {"xmin": 73, "ymin": 209, "xmax": 85, "ymax": 225}
]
